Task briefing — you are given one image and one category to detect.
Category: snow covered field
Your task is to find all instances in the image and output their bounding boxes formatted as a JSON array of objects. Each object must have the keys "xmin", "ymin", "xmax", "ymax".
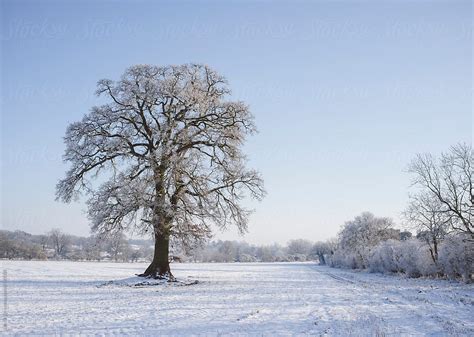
[{"xmin": 1, "ymin": 261, "xmax": 473, "ymax": 336}]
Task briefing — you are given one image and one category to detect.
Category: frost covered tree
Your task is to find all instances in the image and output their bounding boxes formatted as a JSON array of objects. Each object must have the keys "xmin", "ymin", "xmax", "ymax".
[
  {"xmin": 56, "ymin": 64, "xmax": 265, "ymax": 278},
  {"xmin": 408, "ymin": 143, "xmax": 473, "ymax": 237},
  {"xmin": 404, "ymin": 192, "xmax": 451, "ymax": 264},
  {"xmin": 287, "ymin": 239, "xmax": 313, "ymax": 259},
  {"xmin": 310, "ymin": 241, "xmax": 332, "ymax": 265},
  {"xmin": 336, "ymin": 212, "xmax": 399, "ymax": 268}
]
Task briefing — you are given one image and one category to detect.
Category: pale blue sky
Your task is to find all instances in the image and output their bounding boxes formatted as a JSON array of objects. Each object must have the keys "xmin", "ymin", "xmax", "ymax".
[{"xmin": 1, "ymin": 0, "xmax": 472, "ymax": 244}]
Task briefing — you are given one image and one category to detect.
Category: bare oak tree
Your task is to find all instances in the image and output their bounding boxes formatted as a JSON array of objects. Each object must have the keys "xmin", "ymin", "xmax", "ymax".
[
  {"xmin": 408, "ymin": 143, "xmax": 473, "ymax": 238},
  {"xmin": 57, "ymin": 64, "xmax": 265, "ymax": 278}
]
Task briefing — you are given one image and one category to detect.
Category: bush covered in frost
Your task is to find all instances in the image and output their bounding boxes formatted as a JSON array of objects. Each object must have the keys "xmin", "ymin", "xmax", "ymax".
[
  {"xmin": 329, "ymin": 232, "xmax": 473, "ymax": 282},
  {"xmin": 438, "ymin": 234, "xmax": 474, "ymax": 283},
  {"xmin": 368, "ymin": 239, "xmax": 438, "ymax": 278}
]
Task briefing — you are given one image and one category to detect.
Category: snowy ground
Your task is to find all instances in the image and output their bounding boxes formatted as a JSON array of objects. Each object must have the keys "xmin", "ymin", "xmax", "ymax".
[{"xmin": 1, "ymin": 261, "xmax": 473, "ymax": 336}]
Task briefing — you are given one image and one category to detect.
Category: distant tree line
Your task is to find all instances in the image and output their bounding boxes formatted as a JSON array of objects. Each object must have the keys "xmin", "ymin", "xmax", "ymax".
[
  {"xmin": 186, "ymin": 239, "xmax": 319, "ymax": 263},
  {"xmin": 0, "ymin": 228, "xmax": 333, "ymax": 263},
  {"xmin": 0, "ymin": 230, "xmax": 153, "ymax": 262},
  {"xmin": 0, "ymin": 229, "xmax": 331, "ymax": 264}
]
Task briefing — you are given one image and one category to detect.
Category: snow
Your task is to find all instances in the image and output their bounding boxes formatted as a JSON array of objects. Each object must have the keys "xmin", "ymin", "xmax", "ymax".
[{"xmin": 1, "ymin": 261, "xmax": 473, "ymax": 336}]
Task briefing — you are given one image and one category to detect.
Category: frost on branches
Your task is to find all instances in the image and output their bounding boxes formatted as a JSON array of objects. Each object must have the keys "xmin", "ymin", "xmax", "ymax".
[
  {"xmin": 408, "ymin": 143, "xmax": 473, "ymax": 238},
  {"xmin": 56, "ymin": 64, "xmax": 265, "ymax": 278}
]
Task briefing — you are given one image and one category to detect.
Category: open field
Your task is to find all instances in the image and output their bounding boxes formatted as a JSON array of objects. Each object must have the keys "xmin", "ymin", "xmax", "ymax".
[{"xmin": 1, "ymin": 261, "xmax": 473, "ymax": 336}]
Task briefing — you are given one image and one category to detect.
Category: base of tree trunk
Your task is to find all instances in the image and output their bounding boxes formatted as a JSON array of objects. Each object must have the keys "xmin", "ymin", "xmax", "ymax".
[
  {"xmin": 138, "ymin": 261, "xmax": 174, "ymax": 281},
  {"xmin": 139, "ymin": 232, "xmax": 173, "ymax": 280},
  {"xmin": 138, "ymin": 272, "xmax": 175, "ymax": 281}
]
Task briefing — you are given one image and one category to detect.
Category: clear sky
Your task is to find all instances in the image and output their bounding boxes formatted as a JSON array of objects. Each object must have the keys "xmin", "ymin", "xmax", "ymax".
[{"xmin": 1, "ymin": 0, "xmax": 472, "ymax": 244}]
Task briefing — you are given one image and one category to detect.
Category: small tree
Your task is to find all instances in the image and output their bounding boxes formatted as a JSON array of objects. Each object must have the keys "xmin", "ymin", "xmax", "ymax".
[
  {"xmin": 311, "ymin": 241, "xmax": 330, "ymax": 265},
  {"xmin": 48, "ymin": 229, "xmax": 70, "ymax": 258},
  {"xmin": 38, "ymin": 235, "xmax": 49, "ymax": 252},
  {"xmin": 57, "ymin": 64, "xmax": 265, "ymax": 278},
  {"xmin": 404, "ymin": 192, "xmax": 451, "ymax": 264}
]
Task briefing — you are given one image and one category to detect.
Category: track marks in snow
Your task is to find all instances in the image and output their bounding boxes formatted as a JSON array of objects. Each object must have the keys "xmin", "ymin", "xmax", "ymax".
[{"xmin": 307, "ymin": 265, "xmax": 474, "ymax": 336}]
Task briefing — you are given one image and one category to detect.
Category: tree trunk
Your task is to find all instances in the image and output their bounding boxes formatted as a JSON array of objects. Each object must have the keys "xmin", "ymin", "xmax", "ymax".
[
  {"xmin": 429, "ymin": 247, "xmax": 436, "ymax": 264},
  {"xmin": 318, "ymin": 253, "xmax": 326, "ymax": 265},
  {"xmin": 139, "ymin": 231, "xmax": 173, "ymax": 279}
]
